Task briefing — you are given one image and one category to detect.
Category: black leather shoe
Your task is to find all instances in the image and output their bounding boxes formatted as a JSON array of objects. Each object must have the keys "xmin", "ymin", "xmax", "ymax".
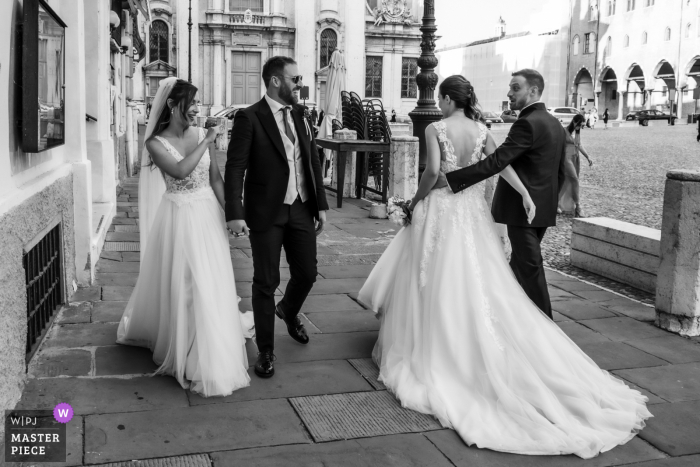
[
  {"xmin": 254, "ymin": 351, "xmax": 275, "ymax": 378},
  {"xmin": 275, "ymin": 305, "xmax": 310, "ymax": 345}
]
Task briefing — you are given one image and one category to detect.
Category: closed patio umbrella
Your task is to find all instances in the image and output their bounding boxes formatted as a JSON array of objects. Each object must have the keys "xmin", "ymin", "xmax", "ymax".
[{"xmin": 317, "ymin": 49, "xmax": 346, "ymax": 179}]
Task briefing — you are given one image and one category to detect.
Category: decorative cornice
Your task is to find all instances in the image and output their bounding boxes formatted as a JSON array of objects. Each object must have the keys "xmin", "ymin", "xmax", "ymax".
[{"xmin": 317, "ymin": 17, "xmax": 342, "ymax": 28}]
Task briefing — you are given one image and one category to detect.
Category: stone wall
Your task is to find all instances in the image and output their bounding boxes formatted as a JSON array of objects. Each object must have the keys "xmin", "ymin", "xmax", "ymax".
[{"xmin": 0, "ymin": 174, "xmax": 76, "ymax": 418}]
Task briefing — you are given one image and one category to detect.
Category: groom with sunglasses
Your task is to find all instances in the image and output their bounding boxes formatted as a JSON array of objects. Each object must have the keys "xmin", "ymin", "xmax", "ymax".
[{"xmin": 225, "ymin": 56, "xmax": 329, "ymax": 378}]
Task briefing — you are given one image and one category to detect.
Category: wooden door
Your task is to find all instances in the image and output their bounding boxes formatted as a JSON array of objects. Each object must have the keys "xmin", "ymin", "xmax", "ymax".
[{"xmin": 232, "ymin": 51, "xmax": 261, "ymax": 105}]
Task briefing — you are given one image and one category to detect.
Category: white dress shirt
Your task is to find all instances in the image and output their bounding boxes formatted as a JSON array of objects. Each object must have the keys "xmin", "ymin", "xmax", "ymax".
[{"xmin": 264, "ymin": 94, "xmax": 308, "ymax": 204}]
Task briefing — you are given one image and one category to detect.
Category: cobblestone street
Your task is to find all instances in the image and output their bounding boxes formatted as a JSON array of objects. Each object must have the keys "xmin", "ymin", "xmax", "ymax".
[{"xmin": 493, "ymin": 124, "xmax": 699, "ymax": 304}]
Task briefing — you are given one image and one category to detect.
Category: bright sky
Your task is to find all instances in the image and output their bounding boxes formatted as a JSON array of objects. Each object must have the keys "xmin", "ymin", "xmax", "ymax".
[{"xmin": 433, "ymin": 0, "xmax": 567, "ymax": 49}]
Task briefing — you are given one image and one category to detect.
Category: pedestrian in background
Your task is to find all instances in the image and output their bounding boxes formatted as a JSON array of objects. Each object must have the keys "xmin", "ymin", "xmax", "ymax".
[
  {"xmin": 603, "ymin": 108, "xmax": 609, "ymax": 129},
  {"xmin": 558, "ymin": 113, "xmax": 593, "ymax": 217},
  {"xmin": 310, "ymin": 106, "xmax": 318, "ymax": 126},
  {"xmin": 390, "ymin": 109, "xmax": 397, "ymax": 122}
]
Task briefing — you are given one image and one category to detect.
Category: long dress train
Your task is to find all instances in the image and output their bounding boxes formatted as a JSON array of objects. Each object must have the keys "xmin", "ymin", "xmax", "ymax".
[
  {"xmin": 117, "ymin": 128, "xmax": 253, "ymax": 397},
  {"xmin": 358, "ymin": 121, "xmax": 651, "ymax": 459}
]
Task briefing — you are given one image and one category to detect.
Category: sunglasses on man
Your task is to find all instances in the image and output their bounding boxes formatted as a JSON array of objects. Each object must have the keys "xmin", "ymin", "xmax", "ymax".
[{"xmin": 275, "ymin": 74, "xmax": 303, "ymax": 84}]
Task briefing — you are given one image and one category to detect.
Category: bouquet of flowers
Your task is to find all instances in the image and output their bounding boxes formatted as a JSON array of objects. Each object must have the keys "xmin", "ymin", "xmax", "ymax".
[{"xmin": 387, "ymin": 196, "xmax": 412, "ymax": 227}]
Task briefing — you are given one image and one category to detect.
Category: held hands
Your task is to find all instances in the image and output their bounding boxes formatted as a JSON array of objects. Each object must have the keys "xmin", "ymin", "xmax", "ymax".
[
  {"xmin": 226, "ymin": 219, "xmax": 249, "ymax": 237},
  {"xmin": 523, "ymin": 196, "xmax": 537, "ymax": 224}
]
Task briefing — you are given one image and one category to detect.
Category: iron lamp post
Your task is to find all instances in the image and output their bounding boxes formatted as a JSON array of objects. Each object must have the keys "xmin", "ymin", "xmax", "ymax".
[
  {"xmin": 409, "ymin": 0, "xmax": 443, "ymax": 170},
  {"xmin": 188, "ymin": 0, "xmax": 193, "ymax": 83}
]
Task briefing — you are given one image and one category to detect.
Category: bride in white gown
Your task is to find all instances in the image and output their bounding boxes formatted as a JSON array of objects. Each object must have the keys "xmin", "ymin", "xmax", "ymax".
[
  {"xmin": 358, "ymin": 76, "xmax": 651, "ymax": 458},
  {"xmin": 117, "ymin": 78, "xmax": 253, "ymax": 397}
]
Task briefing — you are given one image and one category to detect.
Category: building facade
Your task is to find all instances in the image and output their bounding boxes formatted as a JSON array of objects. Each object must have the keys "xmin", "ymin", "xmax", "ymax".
[
  {"xmin": 435, "ymin": 7, "xmax": 571, "ymax": 113},
  {"xmin": 0, "ymin": 0, "xmax": 141, "ymax": 428},
  {"xmin": 568, "ymin": 0, "xmax": 700, "ymax": 120},
  {"xmin": 134, "ymin": 0, "xmax": 424, "ymax": 118}
]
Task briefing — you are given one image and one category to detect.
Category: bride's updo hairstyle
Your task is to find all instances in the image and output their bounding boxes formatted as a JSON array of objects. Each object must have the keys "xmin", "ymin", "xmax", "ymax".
[
  {"xmin": 150, "ymin": 79, "xmax": 198, "ymax": 140},
  {"xmin": 439, "ymin": 75, "xmax": 483, "ymax": 122}
]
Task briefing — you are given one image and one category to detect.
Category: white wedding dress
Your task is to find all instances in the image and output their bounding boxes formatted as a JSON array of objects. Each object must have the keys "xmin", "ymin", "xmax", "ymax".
[
  {"xmin": 358, "ymin": 121, "xmax": 651, "ymax": 458},
  {"xmin": 117, "ymin": 127, "xmax": 253, "ymax": 397}
]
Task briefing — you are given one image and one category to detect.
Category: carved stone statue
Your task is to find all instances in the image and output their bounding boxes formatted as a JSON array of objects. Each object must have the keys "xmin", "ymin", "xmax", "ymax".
[{"xmin": 372, "ymin": 0, "xmax": 413, "ymax": 26}]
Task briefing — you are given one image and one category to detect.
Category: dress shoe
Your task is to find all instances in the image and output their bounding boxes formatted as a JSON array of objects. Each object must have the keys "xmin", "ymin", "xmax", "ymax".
[
  {"xmin": 275, "ymin": 305, "xmax": 310, "ymax": 345},
  {"xmin": 254, "ymin": 350, "xmax": 276, "ymax": 378},
  {"xmin": 574, "ymin": 208, "xmax": 585, "ymax": 218}
]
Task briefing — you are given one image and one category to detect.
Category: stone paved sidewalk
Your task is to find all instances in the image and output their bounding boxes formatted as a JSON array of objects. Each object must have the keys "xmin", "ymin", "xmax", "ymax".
[{"xmin": 10, "ymin": 175, "xmax": 700, "ymax": 466}]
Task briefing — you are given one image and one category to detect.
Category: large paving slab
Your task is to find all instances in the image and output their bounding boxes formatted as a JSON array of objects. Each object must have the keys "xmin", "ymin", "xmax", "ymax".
[
  {"xmin": 424, "ymin": 429, "xmax": 666, "ymax": 467},
  {"xmin": 557, "ymin": 321, "xmax": 613, "ymax": 346},
  {"xmin": 581, "ymin": 317, "xmax": 673, "ymax": 342},
  {"xmin": 605, "ymin": 303, "xmax": 656, "ymax": 322},
  {"xmin": 105, "ymin": 232, "xmax": 140, "ymax": 242},
  {"xmin": 56, "ymin": 302, "xmax": 92, "ymax": 324},
  {"xmin": 624, "ymin": 336, "xmax": 700, "ymax": 364},
  {"xmin": 548, "ymin": 287, "xmax": 580, "ymax": 301},
  {"xmin": 569, "ymin": 289, "xmax": 626, "ymax": 303},
  {"xmin": 578, "ymin": 342, "xmax": 668, "ymax": 371},
  {"xmin": 211, "ymin": 433, "xmax": 454, "ymax": 467},
  {"xmin": 318, "ymin": 264, "xmax": 375, "ymax": 279},
  {"xmin": 299, "ymin": 294, "xmax": 365, "ymax": 312},
  {"xmin": 29, "ymin": 349, "xmax": 92, "ymax": 377},
  {"xmin": 188, "ymin": 360, "xmax": 373, "ymax": 405},
  {"xmin": 43, "ymin": 323, "xmax": 118, "ymax": 348},
  {"xmin": 83, "ymin": 399, "xmax": 310, "ymax": 464},
  {"xmin": 279, "ymin": 278, "xmax": 367, "ymax": 295},
  {"xmin": 245, "ymin": 331, "xmax": 377, "ymax": 364},
  {"xmin": 95, "ymin": 273, "xmax": 138, "ymax": 286},
  {"xmin": 95, "ymin": 345, "xmax": 158, "ymax": 376},
  {"xmin": 21, "ymin": 415, "xmax": 85, "ymax": 467},
  {"xmin": 92, "ymin": 301, "xmax": 128, "ymax": 323},
  {"xmin": 72, "ymin": 286, "xmax": 101, "ymax": 302},
  {"xmin": 102, "ymin": 286, "xmax": 134, "ymax": 301},
  {"xmin": 553, "ymin": 299, "xmax": 617, "ymax": 320},
  {"xmin": 637, "ymin": 400, "xmax": 700, "ymax": 456},
  {"xmin": 305, "ymin": 310, "xmax": 380, "ymax": 333},
  {"xmin": 17, "ymin": 376, "xmax": 188, "ymax": 415},
  {"xmin": 233, "ymin": 267, "xmax": 291, "ymax": 282},
  {"xmin": 616, "ymin": 362, "xmax": 700, "ymax": 402},
  {"xmin": 630, "ymin": 456, "xmax": 700, "ymax": 466},
  {"xmin": 615, "ymin": 377, "xmax": 668, "ymax": 405}
]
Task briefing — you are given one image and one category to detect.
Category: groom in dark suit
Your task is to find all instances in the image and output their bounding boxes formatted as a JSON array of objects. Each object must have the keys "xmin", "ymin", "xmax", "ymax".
[
  {"xmin": 440, "ymin": 69, "xmax": 566, "ymax": 319},
  {"xmin": 225, "ymin": 56, "xmax": 329, "ymax": 377}
]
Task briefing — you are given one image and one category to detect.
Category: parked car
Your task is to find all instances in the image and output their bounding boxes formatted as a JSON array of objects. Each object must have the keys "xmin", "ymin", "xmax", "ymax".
[
  {"xmin": 482, "ymin": 111, "xmax": 504, "ymax": 128},
  {"xmin": 625, "ymin": 109, "xmax": 668, "ymax": 121},
  {"xmin": 547, "ymin": 107, "xmax": 582, "ymax": 125},
  {"xmin": 211, "ymin": 106, "xmax": 240, "ymax": 120},
  {"xmin": 500, "ymin": 109, "xmax": 519, "ymax": 123}
]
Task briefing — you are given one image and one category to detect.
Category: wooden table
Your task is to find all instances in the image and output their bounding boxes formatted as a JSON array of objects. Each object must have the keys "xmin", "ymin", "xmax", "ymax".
[{"xmin": 316, "ymin": 138, "xmax": 391, "ymax": 208}]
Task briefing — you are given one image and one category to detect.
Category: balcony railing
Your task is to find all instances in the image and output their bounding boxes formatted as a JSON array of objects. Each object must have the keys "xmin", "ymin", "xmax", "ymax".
[{"xmin": 228, "ymin": 13, "xmax": 266, "ymax": 25}]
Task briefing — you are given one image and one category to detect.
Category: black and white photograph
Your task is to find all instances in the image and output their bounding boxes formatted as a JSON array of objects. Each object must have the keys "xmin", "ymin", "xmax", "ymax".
[{"xmin": 1, "ymin": 0, "xmax": 700, "ymax": 465}]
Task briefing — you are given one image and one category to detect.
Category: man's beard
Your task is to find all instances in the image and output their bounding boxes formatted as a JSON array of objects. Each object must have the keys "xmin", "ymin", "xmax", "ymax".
[{"xmin": 280, "ymin": 82, "xmax": 299, "ymax": 105}]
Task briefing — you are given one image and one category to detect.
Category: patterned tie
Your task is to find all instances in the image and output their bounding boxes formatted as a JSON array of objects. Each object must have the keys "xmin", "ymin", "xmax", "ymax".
[{"xmin": 282, "ymin": 107, "xmax": 295, "ymax": 145}]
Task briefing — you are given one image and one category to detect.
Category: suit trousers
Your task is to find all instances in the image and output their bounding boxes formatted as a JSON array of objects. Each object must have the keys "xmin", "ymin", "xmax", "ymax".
[
  {"xmin": 507, "ymin": 225, "xmax": 552, "ymax": 319},
  {"xmin": 249, "ymin": 197, "xmax": 318, "ymax": 353}
]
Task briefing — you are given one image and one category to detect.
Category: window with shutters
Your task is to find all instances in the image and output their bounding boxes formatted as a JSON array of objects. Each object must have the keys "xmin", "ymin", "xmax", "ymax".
[
  {"xmin": 320, "ymin": 29, "xmax": 337, "ymax": 69},
  {"xmin": 365, "ymin": 56, "xmax": 383, "ymax": 98},
  {"xmin": 401, "ymin": 58, "xmax": 418, "ymax": 98}
]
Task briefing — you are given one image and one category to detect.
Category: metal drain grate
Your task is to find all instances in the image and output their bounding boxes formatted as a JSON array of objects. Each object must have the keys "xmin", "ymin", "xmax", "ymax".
[
  {"xmin": 94, "ymin": 454, "xmax": 210, "ymax": 467},
  {"xmin": 348, "ymin": 358, "xmax": 386, "ymax": 390},
  {"xmin": 114, "ymin": 225, "xmax": 139, "ymax": 232},
  {"xmin": 104, "ymin": 242, "xmax": 140, "ymax": 251},
  {"xmin": 289, "ymin": 390, "xmax": 441, "ymax": 442}
]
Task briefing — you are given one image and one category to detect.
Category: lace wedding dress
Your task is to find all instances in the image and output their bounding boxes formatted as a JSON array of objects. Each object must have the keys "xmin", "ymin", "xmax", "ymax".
[
  {"xmin": 117, "ymin": 127, "xmax": 253, "ymax": 397},
  {"xmin": 358, "ymin": 121, "xmax": 651, "ymax": 458}
]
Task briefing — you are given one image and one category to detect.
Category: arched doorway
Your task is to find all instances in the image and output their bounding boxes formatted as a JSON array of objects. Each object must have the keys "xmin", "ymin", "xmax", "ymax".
[
  {"xmin": 652, "ymin": 60, "xmax": 676, "ymax": 115},
  {"xmin": 572, "ymin": 68, "xmax": 594, "ymax": 111},
  {"xmin": 684, "ymin": 56, "xmax": 700, "ymax": 116},
  {"xmin": 599, "ymin": 67, "xmax": 619, "ymax": 119},
  {"xmin": 625, "ymin": 64, "xmax": 646, "ymax": 115}
]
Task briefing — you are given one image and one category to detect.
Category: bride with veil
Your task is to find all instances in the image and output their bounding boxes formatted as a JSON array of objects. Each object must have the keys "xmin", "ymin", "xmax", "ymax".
[{"xmin": 117, "ymin": 78, "xmax": 253, "ymax": 397}]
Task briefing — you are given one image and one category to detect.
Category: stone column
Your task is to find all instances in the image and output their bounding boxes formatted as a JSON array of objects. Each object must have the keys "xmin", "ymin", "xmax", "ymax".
[
  {"xmin": 655, "ymin": 170, "xmax": 700, "ymax": 336},
  {"xmin": 617, "ymin": 91, "xmax": 625, "ymax": 121},
  {"xmin": 331, "ymin": 129, "xmax": 356, "ymax": 198},
  {"xmin": 210, "ymin": 41, "xmax": 224, "ymax": 115},
  {"xmin": 388, "ymin": 136, "xmax": 418, "ymax": 200}
]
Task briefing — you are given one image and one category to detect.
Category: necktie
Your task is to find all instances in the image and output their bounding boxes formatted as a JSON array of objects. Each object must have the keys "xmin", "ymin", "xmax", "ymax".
[{"xmin": 282, "ymin": 107, "xmax": 295, "ymax": 145}]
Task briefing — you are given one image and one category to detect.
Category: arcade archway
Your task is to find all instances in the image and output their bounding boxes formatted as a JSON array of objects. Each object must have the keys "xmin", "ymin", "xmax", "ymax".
[
  {"xmin": 598, "ymin": 67, "xmax": 619, "ymax": 119},
  {"xmin": 573, "ymin": 68, "xmax": 595, "ymax": 111},
  {"xmin": 625, "ymin": 64, "xmax": 646, "ymax": 113}
]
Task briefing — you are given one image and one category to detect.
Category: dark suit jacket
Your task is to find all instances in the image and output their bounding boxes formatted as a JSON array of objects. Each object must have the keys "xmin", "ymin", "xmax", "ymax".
[
  {"xmin": 224, "ymin": 97, "xmax": 329, "ymax": 231},
  {"xmin": 445, "ymin": 102, "xmax": 567, "ymax": 228}
]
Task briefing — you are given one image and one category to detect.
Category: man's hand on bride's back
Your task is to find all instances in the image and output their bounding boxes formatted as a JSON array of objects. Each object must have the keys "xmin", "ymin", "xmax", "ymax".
[{"xmin": 432, "ymin": 172, "xmax": 448, "ymax": 190}]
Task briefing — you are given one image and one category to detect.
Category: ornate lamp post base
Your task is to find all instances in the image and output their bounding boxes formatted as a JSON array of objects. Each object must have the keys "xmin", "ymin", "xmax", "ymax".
[{"xmin": 409, "ymin": 0, "xmax": 442, "ymax": 171}]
